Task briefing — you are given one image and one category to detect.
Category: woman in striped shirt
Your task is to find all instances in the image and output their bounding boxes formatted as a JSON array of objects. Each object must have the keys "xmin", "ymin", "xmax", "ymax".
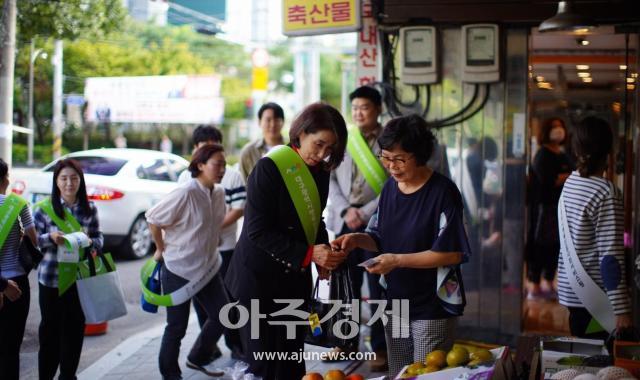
[
  {"xmin": 0, "ymin": 158, "xmax": 38, "ymax": 380},
  {"xmin": 557, "ymin": 116, "xmax": 632, "ymax": 338}
]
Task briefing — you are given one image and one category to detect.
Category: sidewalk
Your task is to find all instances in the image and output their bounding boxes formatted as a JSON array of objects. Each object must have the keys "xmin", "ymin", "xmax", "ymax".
[{"xmin": 78, "ymin": 317, "xmax": 386, "ymax": 380}]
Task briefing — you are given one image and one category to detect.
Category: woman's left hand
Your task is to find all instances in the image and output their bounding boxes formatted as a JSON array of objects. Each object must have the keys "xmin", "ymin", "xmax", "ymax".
[{"xmin": 365, "ymin": 253, "xmax": 399, "ymax": 275}]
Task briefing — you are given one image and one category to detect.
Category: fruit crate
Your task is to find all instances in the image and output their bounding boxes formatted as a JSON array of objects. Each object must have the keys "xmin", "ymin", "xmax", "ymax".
[
  {"xmin": 395, "ymin": 346, "xmax": 512, "ymax": 380},
  {"xmin": 613, "ymin": 340, "xmax": 640, "ymax": 377}
]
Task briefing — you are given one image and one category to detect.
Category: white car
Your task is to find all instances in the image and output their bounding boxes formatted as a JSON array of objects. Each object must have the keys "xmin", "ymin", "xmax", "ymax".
[{"xmin": 11, "ymin": 148, "xmax": 189, "ymax": 259}]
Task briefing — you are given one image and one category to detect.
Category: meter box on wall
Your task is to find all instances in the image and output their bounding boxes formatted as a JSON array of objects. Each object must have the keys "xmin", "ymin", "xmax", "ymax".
[
  {"xmin": 461, "ymin": 24, "xmax": 500, "ymax": 83},
  {"xmin": 400, "ymin": 26, "xmax": 439, "ymax": 84}
]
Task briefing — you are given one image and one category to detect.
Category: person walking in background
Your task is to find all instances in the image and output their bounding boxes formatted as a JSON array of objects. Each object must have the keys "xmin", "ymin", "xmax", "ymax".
[
  {"xmin": 332, "ymin": 115, "xmax": 471, "ymax": 379},
  {"xmin": 557, "ymin": 116, "xmax": 632, "ymax": 338},
  {"xmin": 325, "ymin": 86, "xmax": 388, "ymax": 370},
  {"xmin": 239, "ymin": 102, "xmax": 285, "ymax": 180},
  {"xmin": 526, "ymin": 117, "xmax": 573, "ymax": 300},
  {"xmin": 146, "ymin": 144, "xmax": 229, "ymax": 380},
  {"xmin": 0, "ymin": 158, "xmax": 38, "ymax": 380},
  {"xmin": 34, "ymin": 159, "xmax": 104, "ymax": 380},
  {"xmin": 225, "ymin": 103, "xmax": 349, "ymax": 380},
  {"xmin": 177, "ymin": 125, "xmax": 246, "ymax": 360},
  {"xmin": 160, "ymin": 134, "xmax": 173, "ymax": 153}
]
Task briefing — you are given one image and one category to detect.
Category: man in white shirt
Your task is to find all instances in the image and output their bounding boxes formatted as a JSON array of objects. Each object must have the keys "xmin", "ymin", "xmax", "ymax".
[{"xmin": 178, "ymin": 125, "xmax": 246, "ymax": 361}]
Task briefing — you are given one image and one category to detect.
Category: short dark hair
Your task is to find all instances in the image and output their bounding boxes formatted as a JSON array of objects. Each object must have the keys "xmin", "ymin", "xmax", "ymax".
[
  {"xmin": 289, "ymin": 103, "xmax": 348, "ymax": 170},
  {"xmin": 0, "ymin": 158, "xmax": 7, "ymax": 180},
  {"xmin": 188, "ymin": 143, "xmax": 224, "ymax": 178},
  {"xmin": 193, "ymin": 125, "xmax": 223, "ymax": 145},
  {"xmin": 349, "ymin": 86, "xmax": 382, "ymax": 107},
  {"xmin": 51, "ymin": 159, "xmax": 91, "ymax": 219},
  {"xmin": 378, "ymin": 114, "xmax": 435, "ymax": 166},
  {"xmin": 538, "ymin": 117, "xmax": 567, "ymax": 145},
  {"xmin": 572, "ymin": 116, "xmax": 613, "ymax": 177},
  {"xmin": 258, "ymin": 102, "xmax": 285, "ymax": 121}
]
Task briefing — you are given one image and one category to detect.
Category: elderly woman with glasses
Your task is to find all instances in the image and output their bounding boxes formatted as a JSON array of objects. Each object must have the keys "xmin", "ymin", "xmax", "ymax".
[{"xmin": 332, "ymin": 114, "xmax": 472, "ymax": 378}]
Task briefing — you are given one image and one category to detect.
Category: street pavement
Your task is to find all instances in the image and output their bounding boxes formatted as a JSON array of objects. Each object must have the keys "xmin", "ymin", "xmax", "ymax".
[{"xmin": 18, "ymin": 257, "xmax": 386, "ymax": 380}]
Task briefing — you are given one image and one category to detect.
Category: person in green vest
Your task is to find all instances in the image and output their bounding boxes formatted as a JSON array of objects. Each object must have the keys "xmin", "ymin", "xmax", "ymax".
[
  {"xmin": 325, "ymin": 86, "xmax": 388, "ymax": 371},
  {"xmin": 0, "ymin": 158, "xmax": 38, "ymax": 380},
  {"xmin": 33, "ymin": 159, "xmax": 104, "ymax": 380},
  {"xmin": 224, "ymin": 103, "xmax": 349, "ymax": 380}
]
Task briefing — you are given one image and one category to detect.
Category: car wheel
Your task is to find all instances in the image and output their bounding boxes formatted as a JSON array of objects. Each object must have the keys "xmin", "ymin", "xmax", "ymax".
[{"xmin": 122, "ymin": 215, "xmax": 153, "ymax": 260}]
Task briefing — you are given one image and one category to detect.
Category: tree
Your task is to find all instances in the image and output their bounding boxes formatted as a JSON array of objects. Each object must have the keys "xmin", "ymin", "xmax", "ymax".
[{"xmin": 10, "ymin": 0, "xmax": 126, "ymax": 41}]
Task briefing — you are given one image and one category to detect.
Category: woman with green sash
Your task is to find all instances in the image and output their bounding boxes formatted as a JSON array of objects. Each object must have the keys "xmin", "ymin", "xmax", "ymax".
[
  {"xmin": 0, "ymin": 158, "xmax": 38, "ymax": 380},
  {"xmin": 33, "ymin": 159, "xmax": 103, "ymax": 380},
  {"xmin": 225, "ymin": 103, "xmax": 349, "ymax": 380}
]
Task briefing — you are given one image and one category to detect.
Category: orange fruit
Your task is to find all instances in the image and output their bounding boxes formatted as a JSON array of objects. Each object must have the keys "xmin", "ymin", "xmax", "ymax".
[
  {"xmin": 324, "ymin": 369, "xmax": 346, "ymax": 380},
  {"xmin": 344, "ymin": 374, "xmax": 364, "ymax": 380},
  {"xmin": 302, "ymin": 373, "xmax": 323, "ymax": 380},
  {"xmin": 425, "ymin": 350, "xmax": 447, "ymax": 368},
  {"xmin": 446, "ymin": 347, "xmax": 470, "ymax": 367},
  {"xmin": 405, "ymin": 362, "xmax": 425, "ymax": 375},
  {"xmin": 469, "ymin": 348, "xmax": 493, "ymax": 363}
]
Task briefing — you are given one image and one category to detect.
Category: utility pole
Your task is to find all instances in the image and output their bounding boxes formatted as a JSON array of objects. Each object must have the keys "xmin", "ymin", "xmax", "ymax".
[
  {"xmin": 28, "ymin": 39, "xmax": 41, "ymax": 166},
  {"xmin": 0, "ymin": 0, "xmax": 17, "ymax": 166},
  {"xmin": 52, "ymin": 39, "xmax": 64, "ymax": 159}
]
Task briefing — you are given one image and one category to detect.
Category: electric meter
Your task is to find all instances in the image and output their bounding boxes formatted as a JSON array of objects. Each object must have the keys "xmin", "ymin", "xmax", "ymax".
[
  {"xmin": 461, "ymin": 24, "xmax": 500, "ymax": 83},
  {"xmin": 400, "ymin": 26, "xmax": 438, "ymax": 85}
]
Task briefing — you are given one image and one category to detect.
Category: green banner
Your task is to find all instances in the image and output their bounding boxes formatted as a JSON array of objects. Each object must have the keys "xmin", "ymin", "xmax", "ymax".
[
  {"xmin": 36, "ymin": 198, "xmax": 84, "ymax": 295},
  {"xmin": 346, "ymin": 127, "xmax": 387, "ymax": 195},
  {"xmin": 267, "ymin": 145, "xmax": 321, "ymax": 246},
  {"xmin": 140, "ymin": 259, "xmax": 174, "ymax": 307},
  {"xmin": 36, "ymin": 198, "xmax": 83, "ymax": 234},
  {"xmin": 0, "ymin": 194, "xmax": 28, "ymax": 255}
]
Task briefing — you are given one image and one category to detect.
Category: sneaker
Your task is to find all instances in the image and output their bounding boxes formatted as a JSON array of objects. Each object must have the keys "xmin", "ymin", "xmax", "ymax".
[
  {"xmin": 369, "ymin": 350, "xmax": 388, "ymax": 372},
  {"xmin": 201, "ymin": 346, "xmax": 222, "ymax": 365},
  {"xmin": 185, "ymin": 359, "xmax": 225, "ymax": 377},
  {"xmin": 230, "ymin": 348, "xmax": 244, "ymax": 361}
]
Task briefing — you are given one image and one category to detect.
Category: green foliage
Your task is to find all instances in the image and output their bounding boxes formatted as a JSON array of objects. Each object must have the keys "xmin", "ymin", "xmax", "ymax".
[
  {"xmin": 320, "ymin": 54, "xmax": 343, "ymax": 109},
  {"xmin": 268, "ymin": 43, "xmax": 294, "ymax": 93},
  {"xmin": 12, "ymin": 144, "xmax": 69, "ymax": 165},
  {"xmin": 10, "ymin": 0, "xmax": 126, "ymax": 41}
]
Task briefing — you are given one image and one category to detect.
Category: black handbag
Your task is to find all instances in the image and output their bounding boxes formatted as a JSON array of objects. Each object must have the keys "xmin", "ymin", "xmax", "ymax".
[
  {"xmin": 18, "ymin": 236, "xmax": 43, "ymax": 272},
  {"xmin": 305, "ymin": 267, "xmax": 359, "ymax": 348},
  {"xmin": 17, "ymin": 219, "xmax": 43, "ymax": 272}
]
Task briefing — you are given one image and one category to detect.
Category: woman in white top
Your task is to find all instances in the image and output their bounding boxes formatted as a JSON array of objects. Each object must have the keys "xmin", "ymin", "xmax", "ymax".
[
  {"xmin": 558, "ymin": 116, "xmax": 632, "ymax": 338},
  {"xmin": 146, "ymin": 144, "xmax": 227, "ymax": 380}
]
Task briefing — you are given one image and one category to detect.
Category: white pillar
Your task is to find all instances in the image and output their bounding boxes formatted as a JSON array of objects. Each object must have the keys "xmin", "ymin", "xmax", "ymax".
[{"xmin": 0, "ymin": 0, "xmax": 17, "ymax": 166}]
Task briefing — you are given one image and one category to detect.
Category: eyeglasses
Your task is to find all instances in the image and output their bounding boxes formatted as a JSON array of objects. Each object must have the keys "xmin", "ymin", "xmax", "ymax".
[{"xmin": 377, "ymin": 154, "xmax": 413, "ymax": 167}]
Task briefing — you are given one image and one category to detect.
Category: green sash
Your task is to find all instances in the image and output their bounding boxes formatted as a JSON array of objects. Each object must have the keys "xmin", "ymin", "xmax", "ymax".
[
  {"xmin": 0, "ymin": 193, "xmax": 28, "ymax": 255},
  {"xmin": 36, "ymin": 198, "xmax": 84, "ymax": 295},
  {"xmin": 267, "ymin": 145, "xmax": 321, "ymax": 246},
  {"xmin": 346, "ymin": 127, "xmax": 387, "ymax": 195}
]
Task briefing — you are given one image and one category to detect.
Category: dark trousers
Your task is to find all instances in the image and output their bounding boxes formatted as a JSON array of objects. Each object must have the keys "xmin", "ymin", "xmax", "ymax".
[
  {"xmin": 568, "ymin": 307, "xmax": 609, "ymax": 340},
  {"xmin": 39, "ymin": 283, "xmax": 85, "ymax": 380},
  {"xmin": 526, "ymin": 244, "xmax": 559, "ymax": 283},
  {"xmin": 159, "ymin": 267, "xmax": 227, "ymax": 379},
  {"xmin": 193, "ymin": 251, "xmax": 241, "ymax": 353},
  {"xmin": 340, "ymin": 224, "xmax": 386, "ymax": 352},
  {"xmin": 0, "ymin": 275, "xmax": 30, "ymax": 380},
  {"xmin": 238, "ymin": 297, "xmax": 307, "ymax": 380}
]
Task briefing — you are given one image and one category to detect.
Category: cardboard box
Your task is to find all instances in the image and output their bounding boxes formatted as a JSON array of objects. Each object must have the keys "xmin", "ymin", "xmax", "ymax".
[
  {"xmin": 542, "ymin": 337, "xmax": 605, "ymax": 356},
  {"xmin": 614, "ymin": 341, "xmax": 640, "ymax": 377},
  {"xmin": 394, "ymin": 346, "xmax": 510, "ymax": 380},
  {"xmin": 541, "ymin": 337, "xmax": 608, "ymax": 379}
]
